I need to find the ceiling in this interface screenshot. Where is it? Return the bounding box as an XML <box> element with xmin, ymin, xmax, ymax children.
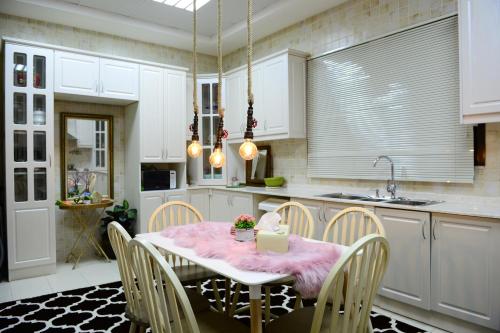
<box><xmin>0</xmin><ymin>0</ymin><xmax>347</xmax><ymax>55</ymax></box>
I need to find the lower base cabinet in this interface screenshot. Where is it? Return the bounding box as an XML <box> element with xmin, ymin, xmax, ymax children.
<box><xmin>375</xmin><ymin>208</ymin><xmax>431</xmax><ymax>310</ymax></box>
<box><xmin>431</xmin><ymin>214</ymin><xmax>500</xmax><ymax>330</ymax></box>
<box><xmin>188</xmin><ymin>189</ymin><xmax>254</xmax><ymax>223</ymax></box>
<box><xmin>139</xmin><ymin>190</ymin><xmax>187</xmax><ymax>232</ymax></box>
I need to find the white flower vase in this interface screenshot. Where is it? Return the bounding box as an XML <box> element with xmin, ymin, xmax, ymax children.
<box><xmin>235</xmin><ymin>228</ymin><xmax>255</xmax><ymax>242</ymax></box>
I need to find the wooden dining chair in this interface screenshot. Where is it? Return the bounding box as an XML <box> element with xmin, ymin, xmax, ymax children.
<box><xmin>264</xmin><ymin>234</ymin><xmax>390</xmax><ymax>333</ymax></box>
<box><xmin>323</xmin><ymin>207</ymin><xmax>385</xmax><ymax>245</ymax></box>
<box><xmin>108</xmin><ymin>222</ymin><xmax>148</xmax><ymax>333</ymax></box>
<box><xmin>231</xmin><ymin>201</ymin><xmax>315</xmax><ymax>323</ymax></box>
<box><xmin>108</xmin><ymin>222</ymin><xmax>212</xmax><ymax>333</ymax></box>
<box><xmin>128</xmin><ymin>237</ymin><xmax>248</xmax><ymax>333</ymax></box>
<box><xmin>147</xmin><ymin>201</ymin><xmax>224</xmax><ymax>312</ymax></box>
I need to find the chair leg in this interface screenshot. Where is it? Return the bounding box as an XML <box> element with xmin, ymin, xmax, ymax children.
<box><xmin>229</xmin><ymin>282</ymin><xmax>242</xmax><ymax>316</ymax></box>
<box><xmin>225</xmin><ymin>278</ymin><xmax>232</xmax><ymax>316</ymax></box>
<box><xmin>196</xmin><ymin>280</ymin><xmax>202</xmax><ymax>294</ymax></box>
<box><xmin>265</xmin><ymin>286</ymin><xmax>271</xmax><ymax>325</ymax></box>
<box><xmin>294</xmin><ymin>292</ymin><xmax>302</xmax><ymax>310</ymax></box>
<box><xmin>128</xmin><ymin>322</ymin><xmax>137</xmax><ymax>333</ymax></box>
<box><xmin>211</xmin><ymin>278</ymin><xmax>224</xmax><ymax>313</ymax></box>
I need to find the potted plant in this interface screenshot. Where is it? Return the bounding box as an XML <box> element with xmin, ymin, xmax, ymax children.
<box><xmin>100</xmin><ymin>200</ymin><xmax>137</xmax><ymax>259</ymax></box>
<box><xmin>234</xmin><ymin>214</ymin><xmax>256</xmax><ymax>242</ymax></box>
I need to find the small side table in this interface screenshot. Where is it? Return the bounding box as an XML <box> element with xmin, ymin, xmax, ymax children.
<box><xmin>59</xmin><ymin>199</ymin><xmax>113</xmax><ymax>269</ymax></box>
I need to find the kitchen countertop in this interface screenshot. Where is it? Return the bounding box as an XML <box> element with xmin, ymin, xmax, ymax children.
<box><xmin>187</xmin><ymin>185</ymin><xmax>500</xmax><ymax>221</ymax></box>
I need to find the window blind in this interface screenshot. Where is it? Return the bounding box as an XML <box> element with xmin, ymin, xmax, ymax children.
<box><xmin>307</xmin><ymin>16</ymin><xmax>474</xmax><ymax>183</ymax></box>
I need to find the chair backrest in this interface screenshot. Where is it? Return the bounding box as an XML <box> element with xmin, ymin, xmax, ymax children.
<box><xmin>107</xmin><ymin>222</ymin><xmax>142</xmax><ymax>320</ymax></box>
<box><xmin>273</xmin><ymin>201</ymin><xmax>315</xmax><ymax>238</ymax></box>
<box><xmin>148</xmin><ymin>201</ymin><xmax>203</xmax><ymax>232</ymax></box>
<box><xmin>323</xmin><ymin>207</ymin><xmax>385</xmax><ymax>246</ymax></box>
<box><xmin>311</xmin><ymin>234</ymin><xmax>390</xmax><ymax>333</ymax></box>
<box><xmin>129</xmin><ymin>238</ymin><xmax>200</xmax><ymax>333</ymax></box>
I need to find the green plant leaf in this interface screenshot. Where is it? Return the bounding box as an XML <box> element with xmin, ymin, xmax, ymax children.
<box><xmin>123</xmin><ymin>200</ymin><xmax>129</xmax><ymax>210</ymax></box>
<box><xmin>127</xmin><ymin>209</ymin><xmax>137</xmax><ymax>220</ymax></box>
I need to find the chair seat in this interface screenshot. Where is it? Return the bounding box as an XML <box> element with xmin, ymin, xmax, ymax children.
<box><xmin>173</xmin><ymin>264</ymin><xmax>218</xmax><ymax>284</ymax></box>
<box><xmin>265</xmin><ymin>306</ymin><xmax>340</xmax><ymax>333</ymax></box>
<box><xmin>182</xmin><ymin>310</ymin><xmax>248</xmax><ymax>333</ymax></box>
<box><xmin>125</xmin><ymin>287</ymin><xmax>210</xmax><ymax>326</ymax></box>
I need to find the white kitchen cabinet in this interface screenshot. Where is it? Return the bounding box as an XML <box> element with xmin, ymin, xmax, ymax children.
<box><xmin>54</xmin><ymin>51</ymin><xmax>99</xmax><ymax>97</ymax></box>
<box><xmin>225</xmin><ymin>70</ymin><xmax>246</xmax><ymax>139</ymax></box>
<box><xmin>55</xmin><ymin>51</ymin><xmax>139</xmax><ymax>102</ymax></box>
<box><xmin>139</xmin><ymin>191</ymin><xmax>165</xmax><ymax>233</ymax></box>
<box><xmin>99</xmin><ymin>58</ymin><xmax>139</xmax><ymax>100</ymax></box>
<box><xmin>209</xmin><ymin>190</ymin><xmax>253</xmax><ymax>222</ymax></box>
<box><xmin>431</xmin><ymin>214</ymin><xmax>500</xmax><ymax>330</ymax></box>
<box><xmin>291</xmin><ymin>199</ymin><xmax>357</xmax><ymax>240</ymax></box>
<box><xmin>459</xmin><ymin>0</ymin><xmax>500</xmax><ymax>123</ymax></box>
<box><xmin>375</xmin><ymin>208</ymin><xmax>431</xmax><ymax>310</ymax></box>
<box><xmin>225</xmin><ymin>49</ymin><xmax>307</xmax><ymax>142</ymax></box>
<box><xmin>5</xmin><ymin>43</ymin><xmax>56</xmax><ymax>280</ymax></box>
<box><xmin>139</xmin><ymin>190</ymin><xmax>188</xmax><ymax>233</ymax></box>
<box><xmin>139</xmin><ymin>65</ymin><xmax>186</xmax><ymax>163</ymax></box>
<box><xmin>188</xmin><ymin>189</ymin><xmax>210</xmax><ymax>219</ymax></box>
<box><xmin>139</xmin><ymin>65</ymin><xmax>164</xmax><ymax>162</ymax></box>
<box><xmin>164</xmin><ymin>69</ymin><xmax>186</xmax><ymax>162</ymax></box>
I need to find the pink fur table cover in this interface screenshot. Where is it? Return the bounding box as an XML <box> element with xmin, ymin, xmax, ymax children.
<box><xmin>161</xmin><ymin>222</ymin><xmax>343</xmax><ymax>298</ymax></box>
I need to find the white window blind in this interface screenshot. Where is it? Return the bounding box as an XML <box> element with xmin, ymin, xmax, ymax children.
<box><xmin>307</xmin><ymin>16</ymin><xmax>474</xmax><ymax>183</ymax></box>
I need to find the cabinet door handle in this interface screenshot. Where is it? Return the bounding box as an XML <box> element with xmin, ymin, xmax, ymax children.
<box><xmin>161</xmin><ymin>148</ymin><xmax>164</xmax><ymax>159</ymax></box>
<box><xmin>49</xmin><ymin>153</ymin><xmax>52</xmax><ymax>168</ymax></box>
<box><xmin>422</xmin><ymin>220</ymin><xmax>426</xmax><ymax>240</ymax></box>
<box><xmin>264</xmin><ymin>120</ymin><xmax>268</xmax><ymax>130</ymax></box>
<box><xmin>317</xmin><ymin>209</ymin><xmax>323</xmax><ymax>223</ymax></box>
<box><xmin>101</xmin><ymin>80</ymin><xmax>104</xmax><ymax>93</ymax></box>
<box><xmin>95</xmin><ymin>80</ymin><xmax>98</xmax><ymax>93</ymax></box>
<box><xmin>432</xmin><ymin>219</ymin><xmax>437</xmax><ymax>240</ymax></box>
<box><xmin>323</xmin><ymin>208</ymin><xmax>327</xmax><ymax>223</ymax></box>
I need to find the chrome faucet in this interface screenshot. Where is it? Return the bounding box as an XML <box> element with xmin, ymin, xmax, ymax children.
<box><xmin>373</xmin><ymin>155</ymin><xmax>397</xmax><ymax>199</ymax></box>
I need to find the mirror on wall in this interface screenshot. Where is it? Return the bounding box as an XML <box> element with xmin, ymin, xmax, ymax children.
<box><xmin>61</xmin><ymin>113</ymin><xmax>113</xmax><ymax>200</ymax></box>
<box><xmin>245</xmin><ymin>145</ymin><xmax>272</xmax><ymax>186</ymax></box>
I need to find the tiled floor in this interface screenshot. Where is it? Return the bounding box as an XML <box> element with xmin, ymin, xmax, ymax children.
<box><xmin>0</xmin><ymin>259</ymin><xmax>449</xmax><ymax>333</ymax></box>
<box><xmin>0</xmin><ymin>259</ymin><xmax>120</xmax><ymax>304</ymax></box>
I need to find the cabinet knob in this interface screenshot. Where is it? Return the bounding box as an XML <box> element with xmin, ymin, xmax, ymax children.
<box><xmin>422</xmin><ymin>220</ymin><xmax>427</xmax><ymax>240</ymax></box>
<box><xmin>432</xmin><ymin>219</ymin><xmax>438</xmax><ymax>240</ymax></box>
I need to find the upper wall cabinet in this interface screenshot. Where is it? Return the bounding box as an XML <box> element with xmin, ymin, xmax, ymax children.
<box><xmin>54</xmin><ymin>51</ymin><xmax>99</xmax><ymax>97</ymax></box>
<box><xmin>459</xmin><ymin>0</ymin><xmax>500</xmax><ymax>123</ymax></box>
<box><xmin>54</xmin><ymin>51</ymin><xmax>139</xmax><ymax>102</ymax></box>
<box><xmin>139</xmin><ymin>65</ymin><xmax>186</xmax><ymax>163</ymax></box>
<box><xmin>225</xmin><ymin>49</ymin><xmax>307</xmax><ymax>142</ymax></box>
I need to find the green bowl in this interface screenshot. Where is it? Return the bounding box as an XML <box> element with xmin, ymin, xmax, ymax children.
<box><xmin>264</xmin><ymin>176</ymin><xmax>285</xmax><ymax>187</ymax></box>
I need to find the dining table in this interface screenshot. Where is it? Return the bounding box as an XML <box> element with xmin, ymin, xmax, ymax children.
<box><xmin>138</xmin><ymin>230</ymin><xmax>348</xmax><ymax>333</ymax></box>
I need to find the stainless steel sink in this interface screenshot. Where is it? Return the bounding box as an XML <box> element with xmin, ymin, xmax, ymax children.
<box><xmin>386</xmin><ymin>199</ymin><xmax>440</xmax><ymax>206</ymax></box>
<box><xmin>359</xmin><ymin>197</ymin><xmax>389</xmax><ymax>202</ymax></box>
<box><xmin>317</xmin><ymin>193</ymin><xmax>369</xmax><ymax>200</ymax></box>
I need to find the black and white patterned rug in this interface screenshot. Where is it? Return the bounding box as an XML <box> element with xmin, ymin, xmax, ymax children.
<box><xmin>0</xmin><ymin>279</ymin><xmax>429</xmax><ymax>332</ymax></box>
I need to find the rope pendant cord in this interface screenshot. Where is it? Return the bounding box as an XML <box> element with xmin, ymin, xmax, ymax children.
<box><xmin>191</xmin><ymin>0</ymin><xmax>199</xmax><ymax>141</ymax></box>
<box><xmin>214</xmin><ymin>0</ymin><xmax>224</xmax><ymax>149</ymax></box>
<box><xmin>247</xmin><ymin>0</ymin><xmax>253</xmax><ymax>104</ymax></box>
<box><xmin>242</xmin><ymin>0</ymin><xmax>255</xmax><ymax>141</ymax></box>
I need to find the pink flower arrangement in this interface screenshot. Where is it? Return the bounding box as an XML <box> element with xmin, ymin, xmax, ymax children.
<box><xmin>234</xmin><ymin>214</ymin><xmax>256</xmax><ymax>229</ymax></box>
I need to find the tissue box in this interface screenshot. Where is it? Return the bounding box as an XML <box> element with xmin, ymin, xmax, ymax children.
<box><xmin>256</xmin><ymin>225</ymin><xmax>289</xmax><ymax>253</ymax></box>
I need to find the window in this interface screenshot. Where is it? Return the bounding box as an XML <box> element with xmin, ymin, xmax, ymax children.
<box><xmin>94</xmin><ymin>120</ymin><xmax>107</xmax><ymax>169</ymax></box>
<box><xmin>307</xmin><ymin>16</ymin><xmax>473</xmax><ymax>183</ymax></box>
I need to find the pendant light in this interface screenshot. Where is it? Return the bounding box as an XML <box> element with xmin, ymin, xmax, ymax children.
<box><xmin>209</xmin><ymin>0</ymin><xmax>226</xmax><ymax>168</ymax></box>
<box><xmin>239</xmin><ymin>0</ymin><xmax>258</xmax><ymax>160</ymax></box>
<box><xmin>187</xmin><ymin>0</ymin><xmax>202</xmax><ymax>158</ymax></box>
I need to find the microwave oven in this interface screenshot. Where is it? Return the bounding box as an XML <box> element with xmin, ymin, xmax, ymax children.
<box><xmin>142</xmin><ymin>170</ymin><xmax>176</xmax><ymax>191</ymax></box>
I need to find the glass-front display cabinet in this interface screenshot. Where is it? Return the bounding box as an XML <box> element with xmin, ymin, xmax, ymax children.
<box><xmin>193</xmin><ymin>77</ymin><xmax>226</xmax><ymax>185</ymax></box>
<box><xmin>4</xmin><ymin>42</ymin><xmax>55</xmax><ymax>280</ymax></box>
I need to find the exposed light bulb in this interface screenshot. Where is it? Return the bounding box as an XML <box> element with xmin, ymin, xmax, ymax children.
<box><xmin>187</xmin><ymin>140</ymin><xmax>202</xmax><ymax>158</ymax></box>
<box><xmin>239</xmin><ymin>138</ymin><xmax>258</xmax><ymax>160</ymax></box>
<box><xmin>209</xmin><ymin>147</ymin><xmax>226</xmax><ymax>168</ymax></box>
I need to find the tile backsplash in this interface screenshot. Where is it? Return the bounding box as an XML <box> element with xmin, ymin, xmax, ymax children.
<box><xmin>227</xmin><ymin>0</ymin><xmax>499</xmax><ymax>197</ymax></box>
